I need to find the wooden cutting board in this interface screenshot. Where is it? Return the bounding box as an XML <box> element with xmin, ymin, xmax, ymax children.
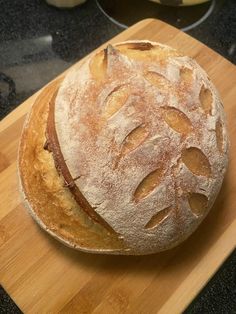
<box><xmin>0</xmin><ymin>19</ymin><xmax>236</xmax><ymax>314</ymax></box>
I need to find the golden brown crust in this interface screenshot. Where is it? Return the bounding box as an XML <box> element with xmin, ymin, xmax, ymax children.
<box><xmin>18</xmin><ymin>40</ymin><xmax>229</xmax><ymax>255</ymax></box>
<box><xmin>54</xmin><ymin>40</ymin><xmax>229</xmax><ymax>254</ymax></box>
<box><xmin>46</xmin><ymin>90</ymin><xmax>116</xmax><ymax>234</ymax></box>
<box><xmin>18</xmin><ymin>79</ymin><xmax>125</xmax><ymax>253</ymax></box>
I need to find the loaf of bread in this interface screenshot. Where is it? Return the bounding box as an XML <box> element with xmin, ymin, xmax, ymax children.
<box><xmin>18</xmin><ymin>40</ymin><xmax>229</xmax><ymax>255</ymax></box>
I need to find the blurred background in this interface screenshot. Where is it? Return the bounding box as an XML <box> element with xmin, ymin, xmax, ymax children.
<box><xmin>0</xmin><ymin>0</ymin><xmax>235</xmax><ymax>120</ymax></box>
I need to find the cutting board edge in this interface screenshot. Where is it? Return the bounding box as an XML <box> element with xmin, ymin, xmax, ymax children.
<box><xmin>0</xmin><ymin>18</ymin><xmax>236</xmax><ymax>314</ymax></box>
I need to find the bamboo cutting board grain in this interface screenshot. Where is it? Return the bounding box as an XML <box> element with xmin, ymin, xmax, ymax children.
<box><xmin>0</xmin><ymin>19</ymin><xmax>236</xmax><ymax>314</ymax></box>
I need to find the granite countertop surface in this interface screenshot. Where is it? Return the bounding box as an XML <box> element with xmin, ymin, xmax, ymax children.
<box><xmin>0</xmin><ymin>0</ymin><xmax>235</xmax><ymax>313</ymax></box>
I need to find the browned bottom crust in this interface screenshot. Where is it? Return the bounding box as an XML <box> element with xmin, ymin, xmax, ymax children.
<box><xmin>18</xmin><ymin>79</ymin><xmax>125</xmax><ymax>253</ymax></box>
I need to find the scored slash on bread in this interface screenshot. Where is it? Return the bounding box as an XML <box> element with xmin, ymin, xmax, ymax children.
<box><xmin>18</xmin><ymin>79</ymin><xmax>125</xmax><ymax>253</ymax></box>
<box><xmin>18</xmin><ymin>40</ymin><xmax>229</xmax><ymax>255</ymax></box>
<box><xmin>46</xmin><ymin>90</ymin><xmax>116</xmax><ymax>234</ymax></box>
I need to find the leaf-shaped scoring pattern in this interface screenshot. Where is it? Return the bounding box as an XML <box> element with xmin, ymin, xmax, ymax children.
<box><xmin>181</xmin><ymin>147</ymin><xmax>211</xmax><ymax>177</ymax></box>
<box><xmin>188</xmin><ymin>193</ymin><xmax>208</xmax><ymax>216</ymax></box>
<box><xmin>114</xmin><ymin>125</ymin><xmax>149</xmax><ymax>169</ymax></box>
<box><xmin>134</xmin><ymin>168</ymin><xmax>164</xmax><ymax>202</ymax></box>
<box><xmin>199</xmin><ymin>86</ymin><xmax>213</xmax><ymax>115</ymax></box>
<box><xmin>103</xmin><ymin>85</ymin><xmax>130</xmax><ymax>119</ymax></box>
<box><xmin>119</xmin><ymin>124</ymin><xmax>149</xmax><ymax>158</ymax></box>
<box><xmin>89</xmin><ymin>49</ymin><xmax>107</xmax><ymax>81</ymax></box>
<box><xmin>145</xmin><ymin>207</ymin><xmax>172</xmax><ymax>229</ymax></box>
<box><xmin>162</xmin><ymin>107</ymin><xmax>192</xmax><ymax>135</ymax></box>
<box><xmin>117</xmin><ymin>42</ymin><xmax>154</xmax><ymax>51</ymax></box>
<box><xmin>145</xmin><ymin>71</ymin><xmax>170</xmax><ymax>91</ymax></box>
<box><xmin>179</xmin><ymin>67</ymin><xmax>193</xmax><ymax>84</ymax></box>
<box><xmin>116</xmin><ymin>43</ymin><xmax>182</xmax><ymax>62</ymax></box>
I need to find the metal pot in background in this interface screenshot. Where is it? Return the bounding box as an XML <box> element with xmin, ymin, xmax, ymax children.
<box><xmin>96</xmin><ymin>0</ymin><xmax>222</xmax><ymax>32</ymax></box>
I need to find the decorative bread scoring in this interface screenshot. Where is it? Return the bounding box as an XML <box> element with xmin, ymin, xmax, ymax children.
<box><xmin>50</xmin><ymin>40</ymin><xmax>228</xmax><ymax>254</ymax></box>
<box><xmin>18</xmin><ymin>81</ymin><xmax>125</xmax><ymax>252</ymax></box>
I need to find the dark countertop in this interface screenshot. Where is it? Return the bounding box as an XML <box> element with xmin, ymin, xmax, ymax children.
<box><xmin>0</xmin><ymin>0</ymin><xmax>235</xmax><ymax>312</ymax></box>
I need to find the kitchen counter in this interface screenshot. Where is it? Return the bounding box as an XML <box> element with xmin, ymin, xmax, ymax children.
<box><xmin>0</xmin><ymin>0</ymin><xmax>235</xmax><ymax>312</ymax></box>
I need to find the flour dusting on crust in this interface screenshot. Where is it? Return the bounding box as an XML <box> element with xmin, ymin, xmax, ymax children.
<box><xmin>54</xmin><ymin>40</ymin><xmax>229</xmax><ymax>254</ymax></box>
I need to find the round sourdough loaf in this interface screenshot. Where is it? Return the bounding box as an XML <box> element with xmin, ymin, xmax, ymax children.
<box><xmin>18</xmin><ymin>40</ymin><xmax>229</xmax><ymax>255</ymax></box>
